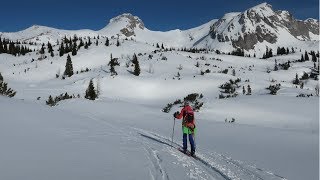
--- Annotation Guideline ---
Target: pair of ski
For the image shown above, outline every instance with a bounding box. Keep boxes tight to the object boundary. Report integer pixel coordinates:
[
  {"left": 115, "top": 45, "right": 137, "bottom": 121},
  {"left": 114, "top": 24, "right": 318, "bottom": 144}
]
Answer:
[{"left": 177, "top": 147, "right": 196, "bottom": 158}]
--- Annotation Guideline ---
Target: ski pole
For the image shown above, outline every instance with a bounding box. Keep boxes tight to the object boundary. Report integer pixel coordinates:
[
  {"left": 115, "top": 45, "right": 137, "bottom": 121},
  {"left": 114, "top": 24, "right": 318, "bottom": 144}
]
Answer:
[{"left": 171, "top": 117, "right": 176, "bottom": 147}]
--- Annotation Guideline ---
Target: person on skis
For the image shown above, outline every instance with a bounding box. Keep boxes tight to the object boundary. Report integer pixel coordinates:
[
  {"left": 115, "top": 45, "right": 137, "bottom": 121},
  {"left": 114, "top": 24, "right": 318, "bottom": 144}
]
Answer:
[{"left": 173, "top": 101, "right": 196, "bottom": 156}]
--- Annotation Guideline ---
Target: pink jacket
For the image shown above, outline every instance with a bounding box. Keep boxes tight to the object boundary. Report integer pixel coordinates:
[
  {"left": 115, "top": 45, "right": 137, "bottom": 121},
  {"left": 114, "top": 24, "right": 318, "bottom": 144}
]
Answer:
[{"left": 175, "top": 105, "right": 195, "bottom": 127}]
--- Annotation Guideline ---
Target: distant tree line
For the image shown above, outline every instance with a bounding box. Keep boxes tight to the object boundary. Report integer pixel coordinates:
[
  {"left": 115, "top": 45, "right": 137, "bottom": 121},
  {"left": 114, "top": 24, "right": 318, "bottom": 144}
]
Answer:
[
  {"left": 46, "top": 92, "right": 80, "bottom": 106},
  {"left": 0, "top": 37, "right": 32, "bottom": 56},
  {"left": 58, "top": 35, "right": 93, "bottom": 57}
]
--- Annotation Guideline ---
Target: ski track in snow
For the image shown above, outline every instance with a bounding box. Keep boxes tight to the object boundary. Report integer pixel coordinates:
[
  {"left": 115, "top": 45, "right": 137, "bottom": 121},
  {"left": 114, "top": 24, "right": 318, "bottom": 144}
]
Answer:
[
  {"left": 136, "top": 128, "right": 288, "bottom": 180},
  {"left": 143, "top": 147, "right": 169, "bottom": 180},
  {"left": 43, "top": 112, "right": 289, "bottom": 180},
  {"left": 2, "top": 105, "right": 293, "bottom": 180}
]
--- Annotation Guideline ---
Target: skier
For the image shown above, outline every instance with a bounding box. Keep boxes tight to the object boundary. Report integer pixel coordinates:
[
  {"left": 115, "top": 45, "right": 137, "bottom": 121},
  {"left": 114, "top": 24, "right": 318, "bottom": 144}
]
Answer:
[{"left": 174, "top": 101, "right": 196, "bottom": 156}]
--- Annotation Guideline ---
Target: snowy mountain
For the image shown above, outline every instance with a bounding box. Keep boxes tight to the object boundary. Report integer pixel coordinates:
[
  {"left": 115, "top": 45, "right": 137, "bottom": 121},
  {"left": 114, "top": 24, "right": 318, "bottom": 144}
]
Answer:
[
  {"left": 0, "top": 3, "right": 318, "bottom": 55},
  {"left": 99, "top": 13, "right": 145, "bottom": 37},
  {"left": 0, "top": 25, "right": 98, "bottom": 44},
  {"left": 196, "top": 3, "right": 319, "bottom": 53},
  {"left": 0, "top": 2, "right": 319, "bottom": 180}
]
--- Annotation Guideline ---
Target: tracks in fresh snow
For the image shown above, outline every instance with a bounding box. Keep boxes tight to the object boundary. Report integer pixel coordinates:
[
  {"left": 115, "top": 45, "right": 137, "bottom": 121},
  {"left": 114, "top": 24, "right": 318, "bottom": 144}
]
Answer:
[
  {"left": 138, "top": 130, "right": 230, "bottom": 180},
  {"left": 77, "top": 114, "right": 286, "bottom": 180},
  {"left": 144, "top": 147, "right": 169, "bottom": 180},
  {"left": 136, "top": 129, "right": 287, "bottom": 180}
]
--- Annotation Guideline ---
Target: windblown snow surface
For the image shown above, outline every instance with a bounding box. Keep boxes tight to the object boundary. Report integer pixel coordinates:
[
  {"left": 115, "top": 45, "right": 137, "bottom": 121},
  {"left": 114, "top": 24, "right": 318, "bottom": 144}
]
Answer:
[{"left": 0, "top": 10, "right": 319, "bottom": 180}]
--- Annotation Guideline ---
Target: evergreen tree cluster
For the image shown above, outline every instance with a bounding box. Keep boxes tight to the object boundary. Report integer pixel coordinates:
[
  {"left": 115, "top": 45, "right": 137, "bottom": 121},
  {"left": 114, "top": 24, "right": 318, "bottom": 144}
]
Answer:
[
  {"left": 0, "top": 72, "right": 16, "bottom": 98},
  {"left": 178, "top": 47, "right": 208, "bottom": 53},
  {"left": 266, "top": 84, "right": 281, "bottom": 95},
  {"left": 300, "top": 72, "right": 309, "bottom": 80},
  {"left": 298, "top": 51, "right": 319, "bottom": 63},
  {"left": 262, "top": 47, "right": 273, "bottom": 59},
  {"left": 47, "top": 42, "right": 54, "bottom": 57},
  {"left": 242, "top": 85, "right": 252, "bottom": 95},
  {"left": 162, "top": 93, "right": 204, "bottom": 113},
  {"left": 75, "top": 68, "right": 91, "bottom": 75},
  {"left": 274, "top": 60, "right": 291, "bottom": 71},
  {"left": 0, "top": 37, "right": 32, "bottom": 56},
  {"left": 278, "top": 61, "right": 291, "bottom": 70},
  {"left": 310, "top": 51, "right": 318, "bottom": 62},
  {"left": 85, "top": 79, "right": 97, "bottom": 100},
  {"left": 230, "top": 48, "right": 245, "bottom": 57},
  {"left": 219, "top": 78, "right": 241, "bottom": 99},
  {"left": 58, "top": 35, "right": 92, "bottom": 57},
  {"left": 276, "top": 47, "right": 292, "bottom": 55},
  {"left": 296, "top": 93, "right": 313, "bottom": 98},
  {"left": 46, "top": 92, "right": 80, "bottom": 106}
]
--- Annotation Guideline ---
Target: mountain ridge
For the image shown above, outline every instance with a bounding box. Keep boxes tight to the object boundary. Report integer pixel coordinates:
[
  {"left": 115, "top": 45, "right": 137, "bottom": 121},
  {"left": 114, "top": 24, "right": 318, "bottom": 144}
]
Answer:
[{"left": 0, "top": 2, "right": 318, "bottom": 53}]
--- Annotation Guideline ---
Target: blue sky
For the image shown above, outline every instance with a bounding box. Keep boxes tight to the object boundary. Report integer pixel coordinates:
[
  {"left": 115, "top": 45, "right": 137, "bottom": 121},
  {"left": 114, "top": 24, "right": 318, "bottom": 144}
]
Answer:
[{"left": 0, "top": 0, "right": 318, "bottom": 32}]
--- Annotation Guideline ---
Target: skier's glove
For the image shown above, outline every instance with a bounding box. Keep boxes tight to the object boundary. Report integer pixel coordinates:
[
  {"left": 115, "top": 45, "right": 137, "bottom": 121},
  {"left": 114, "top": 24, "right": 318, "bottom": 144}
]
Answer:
[{"left": 173, "top": 111, "right": 179, "bottom": 118}]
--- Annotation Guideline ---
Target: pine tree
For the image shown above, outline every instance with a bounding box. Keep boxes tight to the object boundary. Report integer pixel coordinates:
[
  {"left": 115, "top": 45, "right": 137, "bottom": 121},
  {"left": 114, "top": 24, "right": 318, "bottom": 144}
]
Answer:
[
  {"left": 105, "top": 37, "right": 109, "bottom": 46},
  {"left": 39, "top": 43, "right": 45, "bottom": 54},
  {"left": 46, "top": 95, "right": 55, "bottom": 106},
  {"left": 85, "top": 79, "right": 97, "bottom": 100},
  {"left": 300, "top": 82, "right": 304, "bottom": 89},
  {"left": 0, "top": 72, "right": 3, "bottom": 82},
  {"left": 0, "top": 81, "right": 16, "bottom": 97},
  {"left": 156, "top": 43, "right": 160, "bottom": 48},
  {"left": 108, "top": 53, "right": 119, "bottom": 76},
  {"left": 268, "top": 49, "right": 273, "bottom": 58},
  {"left": 59, "top": 43, "right": 65, "bottom": 57},
  {"left": 305, "top": 51, "right": 309, "bottom": 61},
  {"left": 78, "top": 39, "right": 84, "bottom": 49},
  {"left": 246, "top": 85, "right": 252, "bottom": 95},
  {"left": 64, "top": 54, "right": 74, "bottom": 77},
  {"left": 116, "top": 39, "right": 120, "bottom": 47},
  {"left": 293, "top": 73, "right": 300, "bottom": 85},
  {"left": 88, "top": 37, "right": 92, "bottom": 46},
  {"left": 274, "top": 59, "right": 278, "bottom": 71},
  {"left": 0, "top": 38, "right": 3, "bottom": 54},
  {"left": 242, "top": 86, "right": 246, "bottom": 95},
  {"left": 72, "top": 42, "right": 77, "bottom": 56},
  {"left": 232, "top": 69, "right": 236, "bottom": 76},
  {"left": 301, "top": 54, "right": 305, "bottom": 62},
  {"left": 132, "top": 54, "right": 140, "bottom": 76},
  {"left": 47, "top": 42, "right": 53, "bottom": 54},
  {"left": 311, "top": 51, "right": 317, "bottom": 62}
]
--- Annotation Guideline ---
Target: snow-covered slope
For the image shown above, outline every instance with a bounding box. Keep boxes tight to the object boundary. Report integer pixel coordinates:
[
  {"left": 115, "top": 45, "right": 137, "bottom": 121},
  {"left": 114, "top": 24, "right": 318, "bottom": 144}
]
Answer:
[{"left": 0, "top": 25, "right": 99, "bottom": 44}]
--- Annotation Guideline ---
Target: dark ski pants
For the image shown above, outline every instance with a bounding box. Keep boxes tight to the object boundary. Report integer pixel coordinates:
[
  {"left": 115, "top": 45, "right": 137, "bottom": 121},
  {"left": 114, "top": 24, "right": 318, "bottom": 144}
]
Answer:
[{"left": 183, "top": 133, "right": 195, "bottom": 152}]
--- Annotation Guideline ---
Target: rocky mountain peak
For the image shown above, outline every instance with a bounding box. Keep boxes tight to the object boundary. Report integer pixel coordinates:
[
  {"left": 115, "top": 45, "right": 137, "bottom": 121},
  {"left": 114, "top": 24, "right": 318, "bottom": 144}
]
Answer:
[
  {"left": 207, "top": 2, "right": 319, "bottom": 51},
  {"left": 108, "top": 13, "right": 145, "bottom": 37}
]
